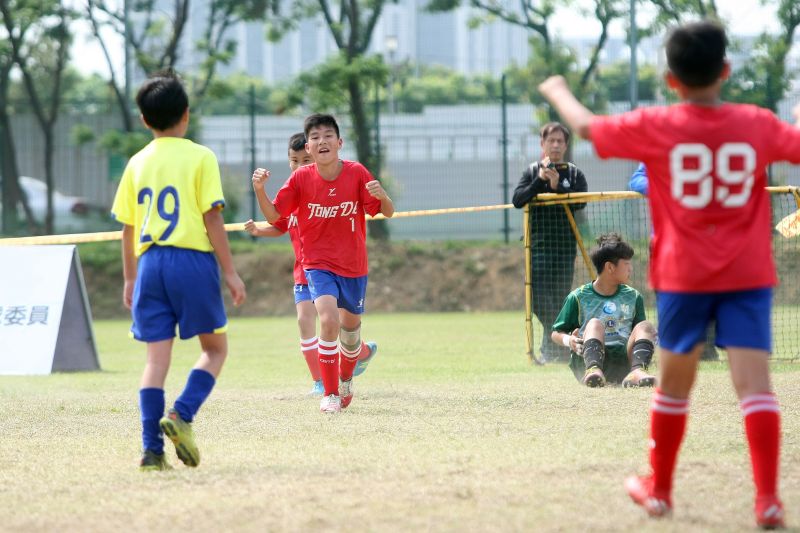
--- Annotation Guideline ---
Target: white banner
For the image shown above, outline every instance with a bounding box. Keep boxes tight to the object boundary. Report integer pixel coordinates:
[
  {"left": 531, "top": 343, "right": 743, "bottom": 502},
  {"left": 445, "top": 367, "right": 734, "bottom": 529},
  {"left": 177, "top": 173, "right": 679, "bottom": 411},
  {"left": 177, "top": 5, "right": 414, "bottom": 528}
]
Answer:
[{"left": 0, "top": 245, "right": 97, "bottom": 374}]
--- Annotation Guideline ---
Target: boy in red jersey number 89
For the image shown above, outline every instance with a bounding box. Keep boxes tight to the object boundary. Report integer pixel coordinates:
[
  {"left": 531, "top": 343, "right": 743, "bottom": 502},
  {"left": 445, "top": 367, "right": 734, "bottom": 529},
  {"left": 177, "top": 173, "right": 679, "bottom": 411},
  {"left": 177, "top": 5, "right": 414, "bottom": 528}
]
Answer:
[
  {"left": 252, "top": 114, "right": 394, "bottom": 413},
  {"left": 540, "top": 20, "right": 800, "bottom": 529}
]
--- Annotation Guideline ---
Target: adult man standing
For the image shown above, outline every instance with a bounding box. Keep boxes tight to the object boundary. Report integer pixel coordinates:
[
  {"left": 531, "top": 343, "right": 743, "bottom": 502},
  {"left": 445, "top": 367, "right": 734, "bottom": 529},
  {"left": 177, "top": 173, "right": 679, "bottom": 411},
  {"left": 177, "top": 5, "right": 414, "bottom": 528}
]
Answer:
[{"left": 513, "top": 122, "right": 588, "bottom": 363}]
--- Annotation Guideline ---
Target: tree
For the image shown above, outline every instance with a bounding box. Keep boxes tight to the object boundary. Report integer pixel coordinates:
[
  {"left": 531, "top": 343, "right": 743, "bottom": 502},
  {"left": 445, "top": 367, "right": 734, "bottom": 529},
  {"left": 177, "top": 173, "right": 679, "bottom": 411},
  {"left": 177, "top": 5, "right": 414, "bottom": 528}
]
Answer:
[
  {"left": 722, "top": 0, "right": 800, "bottom": 112},
  {"left": 278, "top": 0, "right": 393, "bottom": 239},
  {"left": 646, "top": 0, "right": 719, "bottom": 28},
  {"left": 0, "top": 40, "right": 38, "bottom": 234},
  {"left": 1, "top": 0, "right": 72, "bottom": 234},
  {"left": 427, "top": 0, "right": 626, "bottom": 117},
  {"left": 84, "top": 0, "right": 279, "bottom": 145}
]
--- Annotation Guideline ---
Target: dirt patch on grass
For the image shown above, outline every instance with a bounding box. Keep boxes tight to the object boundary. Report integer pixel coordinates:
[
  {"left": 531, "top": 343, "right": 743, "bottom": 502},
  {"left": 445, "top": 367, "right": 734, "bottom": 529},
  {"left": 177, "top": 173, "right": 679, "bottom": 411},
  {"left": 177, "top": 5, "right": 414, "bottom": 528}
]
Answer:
[{"left": 81, "top": 242, "right": 527, "bottom": 319}]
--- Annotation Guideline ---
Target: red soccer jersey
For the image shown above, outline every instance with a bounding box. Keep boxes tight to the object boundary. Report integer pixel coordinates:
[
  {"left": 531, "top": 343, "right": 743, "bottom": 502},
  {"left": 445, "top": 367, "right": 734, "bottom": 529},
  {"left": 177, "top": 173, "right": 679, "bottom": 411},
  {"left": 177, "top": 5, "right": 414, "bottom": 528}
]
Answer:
[
  {"left": 271, "top": 213, "right": 307, "bottom": 285},
  {"left": 591, "top": 103, "right": 800, "bottom": 292},
  {"left": 273, "top": 160, "right": 382, "bottom": 277}
]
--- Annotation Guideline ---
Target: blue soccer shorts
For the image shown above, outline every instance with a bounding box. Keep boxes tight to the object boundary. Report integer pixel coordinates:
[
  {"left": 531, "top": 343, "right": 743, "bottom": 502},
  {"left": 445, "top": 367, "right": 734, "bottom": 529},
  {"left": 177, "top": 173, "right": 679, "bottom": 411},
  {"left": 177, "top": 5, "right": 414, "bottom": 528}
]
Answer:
[
  {"left": 304, "top": 269, "right": 367, "bottom": 315},
  {"left": 294, "top": 283, "right": 312, "bottom": 304},
  {"left": 656, "top": 287, "right": 772, "bottom": 354},
  {"left": 132, "top": 245, "right": 227, "bottom": 342}
]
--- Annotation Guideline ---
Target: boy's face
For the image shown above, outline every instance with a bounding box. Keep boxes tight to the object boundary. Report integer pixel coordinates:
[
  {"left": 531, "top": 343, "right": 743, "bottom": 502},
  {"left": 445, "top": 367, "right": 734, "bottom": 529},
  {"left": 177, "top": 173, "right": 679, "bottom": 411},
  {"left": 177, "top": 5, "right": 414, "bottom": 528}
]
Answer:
[
  {"left": 540, "top": 130, "right": 567, "bottom": 163},
  {"left": 306, "top": 125, "right": 342, "bottom": 165},
  {"left": 288, "top": 148, "right": 314, "bottom": 172},
  {"left": 609, "top": 258, "right": 633, "bottom": 284}
]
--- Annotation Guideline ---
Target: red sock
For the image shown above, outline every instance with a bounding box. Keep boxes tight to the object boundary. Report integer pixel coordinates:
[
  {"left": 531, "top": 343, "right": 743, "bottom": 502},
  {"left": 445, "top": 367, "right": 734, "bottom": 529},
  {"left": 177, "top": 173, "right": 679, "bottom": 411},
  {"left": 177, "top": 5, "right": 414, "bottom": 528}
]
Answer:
[
  {"left": 300, "top": 337, "right": 321, "bottom": 381},
  {"left": 339, "top": 342, "right": 360, "bottom": 382},
  {"left": 649, "top": 388, "right": 689, "bottom": 498},
  {"left": 317, "top": 339, "right": 339, "bottom": 396},
  {"left": 741, "top": 393, "right": 781, "bottom": 499}
]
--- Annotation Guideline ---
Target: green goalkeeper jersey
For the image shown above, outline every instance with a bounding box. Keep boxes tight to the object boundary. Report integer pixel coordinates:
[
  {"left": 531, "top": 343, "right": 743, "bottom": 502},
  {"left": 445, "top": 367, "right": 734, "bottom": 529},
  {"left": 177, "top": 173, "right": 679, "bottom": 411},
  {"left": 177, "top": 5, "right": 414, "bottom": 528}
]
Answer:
[{"left": 552, "top": 282, "right": 646, "bottom": 349}]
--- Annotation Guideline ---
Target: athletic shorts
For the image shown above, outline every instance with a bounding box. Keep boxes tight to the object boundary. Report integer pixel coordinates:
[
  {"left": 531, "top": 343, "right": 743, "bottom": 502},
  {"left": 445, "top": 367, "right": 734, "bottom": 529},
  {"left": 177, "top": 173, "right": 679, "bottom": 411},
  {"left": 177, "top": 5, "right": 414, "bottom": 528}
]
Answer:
[
  {"left": 656, "top": 288, "right": 772, "bottom": 354},
  {"left": 304, "top": 269, "right": 367, "bottom": 315},
  {"left": 131, "top": 245, "right": 227, "bottom": 342},
  {"left": 294, "top": 283, "right": 312, "bottom": 304}
]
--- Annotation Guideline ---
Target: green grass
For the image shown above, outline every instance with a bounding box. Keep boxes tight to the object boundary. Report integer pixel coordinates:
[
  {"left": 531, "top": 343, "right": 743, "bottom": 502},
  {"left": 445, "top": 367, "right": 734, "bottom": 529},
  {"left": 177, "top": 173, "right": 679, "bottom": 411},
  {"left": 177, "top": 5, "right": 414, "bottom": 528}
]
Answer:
[{"left": 0, "top": 312, "right": 798, "bottom": 532}]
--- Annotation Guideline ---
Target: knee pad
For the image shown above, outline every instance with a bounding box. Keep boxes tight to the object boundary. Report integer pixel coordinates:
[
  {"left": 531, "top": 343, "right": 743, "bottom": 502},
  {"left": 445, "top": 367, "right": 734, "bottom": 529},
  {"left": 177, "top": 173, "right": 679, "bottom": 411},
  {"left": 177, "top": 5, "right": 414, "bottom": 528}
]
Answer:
[{"left": 339, "top": 325, "right": 362, "bottom": 352}]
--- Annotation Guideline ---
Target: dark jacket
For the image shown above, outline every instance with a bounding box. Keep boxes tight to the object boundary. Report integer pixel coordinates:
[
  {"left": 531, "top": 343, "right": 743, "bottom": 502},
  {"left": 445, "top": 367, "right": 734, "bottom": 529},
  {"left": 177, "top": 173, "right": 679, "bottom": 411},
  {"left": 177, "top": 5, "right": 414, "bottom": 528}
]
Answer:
[{"left": 512, "top": 161, "right": 588, "bottom": 255}]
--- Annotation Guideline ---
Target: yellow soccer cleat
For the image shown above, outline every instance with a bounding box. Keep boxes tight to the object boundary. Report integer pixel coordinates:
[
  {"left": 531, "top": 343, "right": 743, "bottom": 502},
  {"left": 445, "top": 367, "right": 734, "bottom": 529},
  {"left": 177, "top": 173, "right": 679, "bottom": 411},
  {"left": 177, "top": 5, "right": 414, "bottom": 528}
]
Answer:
[{"left": 160, "top": 409, "right": 200, "bottom": 467}]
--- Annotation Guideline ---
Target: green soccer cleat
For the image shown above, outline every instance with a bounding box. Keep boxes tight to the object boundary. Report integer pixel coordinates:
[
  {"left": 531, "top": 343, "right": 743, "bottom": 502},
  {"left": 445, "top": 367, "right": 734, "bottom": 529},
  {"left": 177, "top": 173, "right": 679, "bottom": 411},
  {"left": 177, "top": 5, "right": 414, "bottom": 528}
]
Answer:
[
  {"left": 160, "top": 408, "right": 200, "bottom": 467},
  {"left": 139, "top": 450, "right": 173, "bottom": 472}
]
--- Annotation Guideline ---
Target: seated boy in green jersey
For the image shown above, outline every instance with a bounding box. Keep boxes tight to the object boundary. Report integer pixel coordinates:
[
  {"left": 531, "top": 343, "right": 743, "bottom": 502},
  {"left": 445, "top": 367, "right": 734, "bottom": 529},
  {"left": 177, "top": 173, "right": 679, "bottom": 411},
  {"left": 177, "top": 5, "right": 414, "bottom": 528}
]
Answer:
[
  {"left": 551, "top": 233, "right": 656, "bottom": 387},
  {"left": 111, "top": 70, "right": 246, "bottom": 470}
]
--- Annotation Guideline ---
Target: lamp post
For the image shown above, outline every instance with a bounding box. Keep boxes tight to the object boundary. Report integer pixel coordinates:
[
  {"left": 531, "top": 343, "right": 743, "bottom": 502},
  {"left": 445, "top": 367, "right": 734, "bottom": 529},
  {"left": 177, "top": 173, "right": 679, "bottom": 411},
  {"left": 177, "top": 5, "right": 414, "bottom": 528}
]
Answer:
[{"left": 385, "top": 35, "right": 398, "bottom": 115}]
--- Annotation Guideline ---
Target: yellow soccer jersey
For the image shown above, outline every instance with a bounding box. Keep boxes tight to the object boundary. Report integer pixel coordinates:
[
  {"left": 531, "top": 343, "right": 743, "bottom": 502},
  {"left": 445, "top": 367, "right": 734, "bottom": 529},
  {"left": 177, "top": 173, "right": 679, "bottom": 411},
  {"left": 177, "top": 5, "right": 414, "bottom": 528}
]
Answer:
[{"left": 111, "top": 137, "right": 225, "bottom": 256}]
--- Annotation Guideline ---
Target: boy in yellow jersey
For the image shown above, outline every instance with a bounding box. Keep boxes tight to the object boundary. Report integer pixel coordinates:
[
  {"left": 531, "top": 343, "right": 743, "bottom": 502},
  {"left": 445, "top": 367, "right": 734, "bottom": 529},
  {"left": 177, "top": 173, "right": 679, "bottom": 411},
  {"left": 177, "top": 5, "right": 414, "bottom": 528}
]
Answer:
[{"left": 111, "top": 70, "right": 246, "bottom": 471}]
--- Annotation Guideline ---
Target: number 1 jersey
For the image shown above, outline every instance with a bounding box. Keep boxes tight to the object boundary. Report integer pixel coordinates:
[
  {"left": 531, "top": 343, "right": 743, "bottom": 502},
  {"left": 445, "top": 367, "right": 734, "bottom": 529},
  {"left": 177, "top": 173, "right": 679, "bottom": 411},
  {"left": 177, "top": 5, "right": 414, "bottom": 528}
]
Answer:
[
  {"left": 273, "top": 160, "right": 382, "bottom": 278},
  {"left": 591, "top": 103, "right": 800, "bottom": 292}
]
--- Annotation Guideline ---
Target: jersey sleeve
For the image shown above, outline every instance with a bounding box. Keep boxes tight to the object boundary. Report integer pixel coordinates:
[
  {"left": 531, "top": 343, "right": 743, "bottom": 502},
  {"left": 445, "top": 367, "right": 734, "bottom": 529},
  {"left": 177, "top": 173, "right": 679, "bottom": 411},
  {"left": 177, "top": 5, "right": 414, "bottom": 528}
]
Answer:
[
  {"left": 197, "top": 150, "right": 225, "bottom": 213},
  {"left": 590, "top": 109, "right": 650, "bottom": 162},
  {"left": 633, "top": 293, "right": 646, "bottom": 326},
  {"left": 552, "top": 292, "right": 580, "bottom": 333},
  {"left": 273, "top": 173, "right": 300, "bottom": 218},
  {"left": 360, "top": 166, "right": 382, "bottom": 217},
  {"left": 270, "top": 216, "right": 290, "bottom": 234},
  {"left": 763, "top": 110, "right": 800, "bottom": 164},
  {"left": 110, "top": 164, "right": 136, "bottom": 226}
]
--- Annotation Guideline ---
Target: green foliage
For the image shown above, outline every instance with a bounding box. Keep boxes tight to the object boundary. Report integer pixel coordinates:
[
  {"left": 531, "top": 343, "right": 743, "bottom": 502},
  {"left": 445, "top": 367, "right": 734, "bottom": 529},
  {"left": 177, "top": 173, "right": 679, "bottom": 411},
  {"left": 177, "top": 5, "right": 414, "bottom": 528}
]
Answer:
[
  {"left": 504, "top": 37, "right": 591, "bottom": 106},
  {"left": 98, "top": 130, "right": 150, "bottom": 159},
  {"left": 203, "top": 73, "right": 294, "bottom": 115},
  {"left": 392, "top": 64, "right": 503, "bottom": 112},
  {"left": 291, "top": 53, "right": 388, "bottom": 114},
  {"left": 70, "top": 124, "right": 96, "bottom": 146},
  {"left": 596, "top": 61, "right": 659, "bottom": 103}
]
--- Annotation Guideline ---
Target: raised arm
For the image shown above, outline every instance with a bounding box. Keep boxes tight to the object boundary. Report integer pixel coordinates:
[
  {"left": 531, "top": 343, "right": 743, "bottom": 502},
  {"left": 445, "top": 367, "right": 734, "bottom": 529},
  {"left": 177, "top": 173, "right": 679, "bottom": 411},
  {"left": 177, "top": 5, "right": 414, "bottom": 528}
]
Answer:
[
  {"left": 366, "top": 180, "right": 395, "bottom": 218},
  {"left": 251, "top": 168, "right": 282, "bottom": 224},
  {"left": 538, "top": 76, "right": 595, "bottom": 140}
]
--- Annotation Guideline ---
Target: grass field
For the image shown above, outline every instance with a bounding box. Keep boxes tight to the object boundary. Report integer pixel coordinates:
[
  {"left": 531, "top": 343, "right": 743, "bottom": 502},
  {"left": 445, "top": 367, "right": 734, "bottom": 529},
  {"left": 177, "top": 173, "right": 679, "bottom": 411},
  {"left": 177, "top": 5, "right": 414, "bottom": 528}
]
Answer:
[{"left": 0, "top": 312, "right": 798, "bottom": 532}]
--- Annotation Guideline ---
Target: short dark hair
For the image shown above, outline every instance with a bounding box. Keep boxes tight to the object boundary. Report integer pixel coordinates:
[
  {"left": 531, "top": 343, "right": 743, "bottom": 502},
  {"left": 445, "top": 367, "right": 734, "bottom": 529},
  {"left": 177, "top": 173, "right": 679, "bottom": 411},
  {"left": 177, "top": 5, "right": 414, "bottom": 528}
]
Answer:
[
  {"left": 135, "top": 69, "right": 189, "bottom": 131},
  {"left": 288, "top": 132, "right": 306, "bottom": 153},
  {"left": 665, "top": 20, "right": 728, "bottom": 88},
  {"left": 304, "top": 113, "right": 340, "bottom": 138},
  {"left": 590, "top": 232, "right": 634, "bottom": 274},
  {"left": 540, "top": 122, "right": 570, "bottom": 144}
]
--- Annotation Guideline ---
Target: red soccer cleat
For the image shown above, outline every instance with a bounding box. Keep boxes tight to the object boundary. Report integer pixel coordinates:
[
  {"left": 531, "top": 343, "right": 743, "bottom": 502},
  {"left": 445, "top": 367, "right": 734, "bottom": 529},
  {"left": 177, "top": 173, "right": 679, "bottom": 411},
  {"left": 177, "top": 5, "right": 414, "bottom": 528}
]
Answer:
[
  {"left": 624, "top": 475, "right": 672, "bottom": 518},
  {"left": 756, "top": 496, "right": 785, "bottom": 530}
]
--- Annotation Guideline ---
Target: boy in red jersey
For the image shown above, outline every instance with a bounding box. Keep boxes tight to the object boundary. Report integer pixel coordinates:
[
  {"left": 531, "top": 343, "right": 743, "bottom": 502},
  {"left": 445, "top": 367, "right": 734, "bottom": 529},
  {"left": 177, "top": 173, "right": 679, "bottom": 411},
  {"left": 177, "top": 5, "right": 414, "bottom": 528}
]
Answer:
[
  {"left": 245, "top": 133, "right": 379, "bottom": 396},
  {"left": 252, "top": 114, "right": 394, "bottom": 413},
  {"left": 539, "top": 20, "right": 800, "bottom": 529}
]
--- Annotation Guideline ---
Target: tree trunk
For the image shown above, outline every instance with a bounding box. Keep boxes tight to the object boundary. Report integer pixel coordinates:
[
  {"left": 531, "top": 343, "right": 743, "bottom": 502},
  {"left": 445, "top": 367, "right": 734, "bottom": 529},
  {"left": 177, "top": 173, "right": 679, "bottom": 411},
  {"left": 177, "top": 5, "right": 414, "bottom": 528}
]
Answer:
[
  {"left": 346, "top": 71, "right": 389, "bottom": 240},
  {"left": 0, "top": 71, "right": 38, "bottom": 234},
  {"left": 43, "top": 128, "right": 55, "bottom": 234}
]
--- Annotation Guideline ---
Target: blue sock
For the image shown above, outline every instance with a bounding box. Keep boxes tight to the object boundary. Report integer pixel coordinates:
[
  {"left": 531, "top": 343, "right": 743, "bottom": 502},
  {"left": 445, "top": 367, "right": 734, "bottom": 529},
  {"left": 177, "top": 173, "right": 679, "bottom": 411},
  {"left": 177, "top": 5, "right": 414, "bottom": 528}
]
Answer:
[
  {"left": 174, "top": 369, "right": 216, "bottom": 423},
  {"left": 139, "top": 388, "right": 165, "bottom": 454}
]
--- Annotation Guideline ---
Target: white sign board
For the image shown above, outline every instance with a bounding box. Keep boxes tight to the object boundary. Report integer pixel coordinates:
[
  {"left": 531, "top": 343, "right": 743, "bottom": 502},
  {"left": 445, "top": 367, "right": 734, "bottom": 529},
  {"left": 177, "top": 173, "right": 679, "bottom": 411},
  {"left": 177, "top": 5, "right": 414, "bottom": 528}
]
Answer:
[{"left": 0, "top": 245, "right": 99, "bottom": 374}]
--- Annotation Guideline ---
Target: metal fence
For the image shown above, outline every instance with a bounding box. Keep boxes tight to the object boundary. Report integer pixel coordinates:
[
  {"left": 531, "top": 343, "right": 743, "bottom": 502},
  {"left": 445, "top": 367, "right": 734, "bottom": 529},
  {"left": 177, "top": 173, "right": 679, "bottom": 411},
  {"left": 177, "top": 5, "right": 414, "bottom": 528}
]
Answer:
[{"left": 523, "top": 190, "right": 800, "bottom": 362}]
